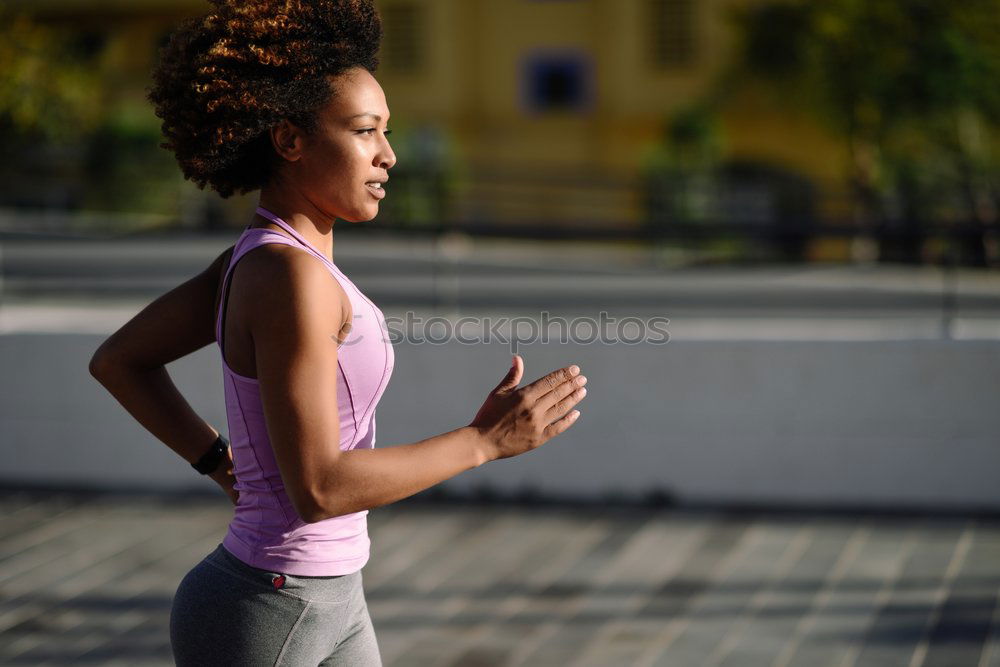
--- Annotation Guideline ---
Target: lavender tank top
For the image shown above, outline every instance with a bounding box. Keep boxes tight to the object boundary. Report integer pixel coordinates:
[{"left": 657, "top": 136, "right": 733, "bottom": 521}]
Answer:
[{"left": 216, "top": 205, "right": 394, "bottom": 575}]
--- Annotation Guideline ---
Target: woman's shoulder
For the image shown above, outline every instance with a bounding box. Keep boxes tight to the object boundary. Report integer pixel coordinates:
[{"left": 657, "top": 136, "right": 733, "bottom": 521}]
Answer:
[
  {"left": 231, "top": 240, "right": 351, "bottom": 327},
  {"left": 236, "top": 237, "right": 317, "bottom": 275}
]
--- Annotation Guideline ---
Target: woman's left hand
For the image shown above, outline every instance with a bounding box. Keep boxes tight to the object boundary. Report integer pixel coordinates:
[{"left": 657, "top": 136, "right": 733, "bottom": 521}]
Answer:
[{"left": 208, "top": 448, "right": 239, "bottom": 505}]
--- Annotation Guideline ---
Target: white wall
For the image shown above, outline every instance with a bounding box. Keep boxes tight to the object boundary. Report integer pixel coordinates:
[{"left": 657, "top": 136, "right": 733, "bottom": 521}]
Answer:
[{"left": 2, "top": 334, "right": 998, "bottom": 511}]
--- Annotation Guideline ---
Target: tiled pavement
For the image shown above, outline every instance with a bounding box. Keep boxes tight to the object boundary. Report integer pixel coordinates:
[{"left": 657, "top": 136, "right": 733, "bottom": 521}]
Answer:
[{"left": 1, "top": 491, "right": 999, "bottom": 666}]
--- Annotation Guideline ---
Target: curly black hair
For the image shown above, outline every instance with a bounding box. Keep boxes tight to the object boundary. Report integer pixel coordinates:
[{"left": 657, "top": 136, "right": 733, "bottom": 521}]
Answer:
[{"left": 147, "top": 0, "right": 382, "bottom": 198}]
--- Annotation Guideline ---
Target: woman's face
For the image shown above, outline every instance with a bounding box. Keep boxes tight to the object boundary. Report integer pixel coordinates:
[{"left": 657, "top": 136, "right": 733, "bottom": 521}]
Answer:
[{"left": 279, "top": 67, "right": 396, "bottom": 223}]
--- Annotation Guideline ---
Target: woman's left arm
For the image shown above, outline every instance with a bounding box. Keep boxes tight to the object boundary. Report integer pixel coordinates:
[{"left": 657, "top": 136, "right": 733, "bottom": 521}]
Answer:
[{"left": 89, "top": 244, "right": 238, "bottom": 503}]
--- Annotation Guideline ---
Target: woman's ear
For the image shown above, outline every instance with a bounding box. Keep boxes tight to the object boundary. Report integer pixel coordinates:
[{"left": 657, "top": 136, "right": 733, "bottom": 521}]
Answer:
[{"left": 269, "top": 119, "right": 304, "bottom": 162}]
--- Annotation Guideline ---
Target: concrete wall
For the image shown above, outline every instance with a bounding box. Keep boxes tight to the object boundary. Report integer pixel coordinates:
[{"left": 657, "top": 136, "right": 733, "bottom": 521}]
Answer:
[{"left": 2, "top": 334, "right": 998, "bottom": 511}]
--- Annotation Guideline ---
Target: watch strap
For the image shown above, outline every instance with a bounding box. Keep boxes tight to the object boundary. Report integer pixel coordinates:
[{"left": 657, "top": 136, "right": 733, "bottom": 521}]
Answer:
[{"left": 191, "top": 434, "right": 230, "bottom": 475}]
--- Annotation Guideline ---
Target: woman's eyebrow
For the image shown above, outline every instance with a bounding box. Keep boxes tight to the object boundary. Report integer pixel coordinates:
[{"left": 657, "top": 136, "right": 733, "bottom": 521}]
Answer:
[{"left": 347, "top": 113, "right": 387, "bottom": 121}]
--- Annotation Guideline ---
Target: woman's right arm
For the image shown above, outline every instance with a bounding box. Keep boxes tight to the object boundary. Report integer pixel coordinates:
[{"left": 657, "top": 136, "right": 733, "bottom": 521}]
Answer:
[{"left": 249, "top": 247, "right": 587, "bottom": 523}]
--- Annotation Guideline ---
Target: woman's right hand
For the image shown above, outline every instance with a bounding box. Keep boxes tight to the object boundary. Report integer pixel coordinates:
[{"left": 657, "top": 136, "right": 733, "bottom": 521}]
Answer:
[{"left": 469, "top": 354, "right": 588, "bottom": 462}]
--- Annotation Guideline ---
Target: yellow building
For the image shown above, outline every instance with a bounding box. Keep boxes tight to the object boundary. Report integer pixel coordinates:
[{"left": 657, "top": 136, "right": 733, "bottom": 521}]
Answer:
[
  {"left": 373, "top": 0, "right": 849, "bottom": 230},
  {"left": 10, "top": 0, "right": 849, "bottom": 241},
  {"left": 379, "top": 1, "right": 841, "bottom": 168}
]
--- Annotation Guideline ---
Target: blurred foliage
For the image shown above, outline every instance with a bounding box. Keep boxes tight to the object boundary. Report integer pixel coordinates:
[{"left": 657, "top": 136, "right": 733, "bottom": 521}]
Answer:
[
  {"left": 0, "top": 8, "right": 458, "bottom": 228},
  {"left": 81, "top": 103, "right": 182, "bottom": 214},
  {"left": 0, "top": 10, "right": 103, "bottom": 140},
  {"left": 374, "top": 121, "right": 462, "bottom": 230},
  {"left": 663, "top": 104, "right": 725, "bottom": 174},
  {"left": 739, "top": 0, "right": 1000, "bottom": 134},
  {"left": 732, "top": 0, "right": 1000, "bottom": 266},
  {"left": 0, "top": 10, "right": 185, "bottom": 221},
  {"left": 639, "top": 104, "right": 794, "bottom": 265},
  {"left": 642, "top": 103, "right": 724, "bottom": 230}
]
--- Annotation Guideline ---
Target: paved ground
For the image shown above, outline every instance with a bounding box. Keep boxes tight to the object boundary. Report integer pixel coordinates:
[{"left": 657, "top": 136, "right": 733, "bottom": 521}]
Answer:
[{"left": 1, "top": 491, "right": 999, "bottom": 666}]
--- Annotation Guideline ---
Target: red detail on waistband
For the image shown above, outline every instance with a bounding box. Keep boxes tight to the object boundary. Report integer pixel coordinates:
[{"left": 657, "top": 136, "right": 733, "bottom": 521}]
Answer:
[{"left": 272, "top": 575, "right": 286, "bottom": 589}]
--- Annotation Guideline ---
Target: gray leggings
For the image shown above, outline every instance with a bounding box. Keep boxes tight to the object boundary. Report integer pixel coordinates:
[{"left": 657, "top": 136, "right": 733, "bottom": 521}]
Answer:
[{"left": 170, "top": 543, "right": 382, "bottom": 666}]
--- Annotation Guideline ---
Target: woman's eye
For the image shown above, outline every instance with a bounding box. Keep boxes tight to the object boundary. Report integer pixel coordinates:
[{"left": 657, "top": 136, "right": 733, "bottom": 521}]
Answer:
[{"left": 357, "top": 128, "right": 392, "bottom": 136}]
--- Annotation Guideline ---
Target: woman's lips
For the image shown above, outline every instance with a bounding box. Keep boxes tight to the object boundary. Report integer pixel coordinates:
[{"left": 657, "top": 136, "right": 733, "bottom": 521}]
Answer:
[{"left": 365, "top": 183, "right": 385, "bottom": 200}]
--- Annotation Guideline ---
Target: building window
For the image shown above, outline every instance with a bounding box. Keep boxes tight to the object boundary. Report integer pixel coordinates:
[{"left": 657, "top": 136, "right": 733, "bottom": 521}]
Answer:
[
  {"left": 381, "top": 2, "right": 424, "bottom": 74},
  {"left": 648, "top": 0, "right": 697, "bottom": 69},
  {"left": 522, "top": 52, "right": 592, "bottom": 113}
]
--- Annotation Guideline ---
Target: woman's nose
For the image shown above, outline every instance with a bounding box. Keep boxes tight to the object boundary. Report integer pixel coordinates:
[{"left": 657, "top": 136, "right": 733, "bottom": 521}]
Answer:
[{"left": 378, "top": 140, "right": 396, "bottom": 170}]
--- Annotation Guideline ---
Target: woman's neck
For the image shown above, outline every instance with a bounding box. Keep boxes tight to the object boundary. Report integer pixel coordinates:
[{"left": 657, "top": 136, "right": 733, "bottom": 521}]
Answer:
[{"left": 256, "top": 187, "right": 336, "bottom": 262}]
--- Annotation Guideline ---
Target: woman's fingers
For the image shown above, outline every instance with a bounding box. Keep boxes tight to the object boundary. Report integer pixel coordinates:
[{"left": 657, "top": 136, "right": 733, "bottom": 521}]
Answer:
[
  {"left": 538, "top": 371, "right": 586, "bottom": 409},
  {"left": 520, "top": 365, "right": 580, "bottom": 403},
  {"left": 543, "top": 378, "right": 587, "bottom": 422},
  {"left": 542, "top": 408, "right": 581, "bottom": 439}
]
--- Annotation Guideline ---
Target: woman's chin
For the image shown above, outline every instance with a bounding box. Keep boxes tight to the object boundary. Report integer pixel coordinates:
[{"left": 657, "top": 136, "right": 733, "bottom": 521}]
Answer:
[
  {"left": 353, "top": 206, "right": 380, "bottom": 223},
  {"left": 339, "top": 208, "right": 378, "bottom": 224}
]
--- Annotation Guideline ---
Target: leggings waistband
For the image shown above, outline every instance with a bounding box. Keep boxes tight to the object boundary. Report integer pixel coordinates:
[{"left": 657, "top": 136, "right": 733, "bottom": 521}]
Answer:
[{"left": 206, "top": 543, "right": 361, "bottom": 604}]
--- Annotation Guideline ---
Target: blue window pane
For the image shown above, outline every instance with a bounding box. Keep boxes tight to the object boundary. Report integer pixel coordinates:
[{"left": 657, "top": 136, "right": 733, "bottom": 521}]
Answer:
[{"left": 522, "top": 53, "right": 592, "bottom": 112}]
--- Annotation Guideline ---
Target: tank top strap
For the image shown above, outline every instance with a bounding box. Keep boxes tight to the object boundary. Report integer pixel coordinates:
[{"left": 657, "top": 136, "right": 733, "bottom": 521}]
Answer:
[
  {"left": 253, "top": 206, "right": 368, "bottom": 299},
  {"left": 214, "top": 226, "right": 300, "bottom": 346},
  {"left": 255, "top": 206, "right": 338, "bottom": 272}
]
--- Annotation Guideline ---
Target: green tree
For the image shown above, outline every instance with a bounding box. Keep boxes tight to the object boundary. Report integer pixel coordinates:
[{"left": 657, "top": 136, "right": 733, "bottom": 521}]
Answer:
[
  {"left": 733, "top": 0, "right": 1000, "bottom": 266},
  {"left": 0, "top": 11, "right": 102, "bottom": 140},
  {"left": 0, "top": 10, "right": 184, "bottom": 222},
  {"left": 642, "top": 103, "right": 724, "bottom": 232}
]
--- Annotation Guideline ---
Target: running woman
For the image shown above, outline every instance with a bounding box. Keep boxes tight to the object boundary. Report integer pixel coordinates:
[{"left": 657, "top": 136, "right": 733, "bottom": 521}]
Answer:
[{"left": 88, "top": 1, "right": 587, "bottom": 664}]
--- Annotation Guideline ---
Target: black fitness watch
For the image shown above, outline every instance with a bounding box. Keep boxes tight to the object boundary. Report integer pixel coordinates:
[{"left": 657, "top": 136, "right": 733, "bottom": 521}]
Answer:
[{"left": 191, "top": 434, "right": 230, "bottom": 475}]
